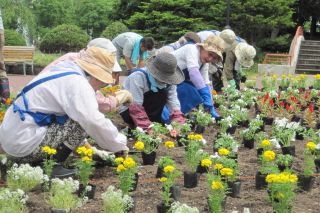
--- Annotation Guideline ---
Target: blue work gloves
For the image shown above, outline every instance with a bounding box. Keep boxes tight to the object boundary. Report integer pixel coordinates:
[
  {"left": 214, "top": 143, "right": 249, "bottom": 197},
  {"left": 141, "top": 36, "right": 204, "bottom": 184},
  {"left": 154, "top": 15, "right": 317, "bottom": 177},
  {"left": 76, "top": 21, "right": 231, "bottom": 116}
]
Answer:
[
  {"left": 198, "top": 86, "right": 221, "bottom": 119},
  {"left": 228, "top": 79, "right": 236, "bottom": 92},
  {"left": 210, "top": 108, "right": 221, "bottom": 120}
]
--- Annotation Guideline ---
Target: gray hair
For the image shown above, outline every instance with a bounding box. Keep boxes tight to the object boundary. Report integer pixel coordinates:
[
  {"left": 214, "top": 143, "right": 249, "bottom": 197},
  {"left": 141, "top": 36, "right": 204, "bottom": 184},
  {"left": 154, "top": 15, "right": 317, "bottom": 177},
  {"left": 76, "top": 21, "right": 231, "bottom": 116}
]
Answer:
[{"left": 178, "top": 36, "right": 187, "bottom": 44}]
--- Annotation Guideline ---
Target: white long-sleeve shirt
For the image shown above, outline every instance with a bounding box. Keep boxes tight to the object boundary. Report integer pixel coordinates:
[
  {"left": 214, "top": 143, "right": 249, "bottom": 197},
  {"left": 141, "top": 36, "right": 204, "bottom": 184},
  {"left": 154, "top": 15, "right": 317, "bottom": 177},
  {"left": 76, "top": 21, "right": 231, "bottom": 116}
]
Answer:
[{"left": 0, "top": 61, "right": 127, "bottom": 157}]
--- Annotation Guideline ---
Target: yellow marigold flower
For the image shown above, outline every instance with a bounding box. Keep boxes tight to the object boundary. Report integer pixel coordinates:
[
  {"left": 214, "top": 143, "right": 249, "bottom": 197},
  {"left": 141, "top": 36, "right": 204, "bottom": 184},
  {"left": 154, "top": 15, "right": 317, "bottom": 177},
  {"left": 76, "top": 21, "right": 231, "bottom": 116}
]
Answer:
[
  {"left": 82, "top": 156, "right": 92, "bottom": 163},
  {"left": 84, "top": 148, "right": 95, "bottom": 156},
  {"left": 134, "top": 141, "right": 145, "bottom": 150},
  {"left": 282, "top": 75, "right": 286, "bottom": 78},
  {"left": 276, "top": 173, "right": 289, "bottom": 183},
  {"left": 187, "top": 135, "right": 195, "bottom": 139},
  {"left": 263, "top": 75, "right": 267, "bottom": 77},
  {"left": 214, "top": 164, "right": 223, "bottom": 169},
  {"left": 307, "top": 142, "right": 316, "bottom": 150},
  {"left": 105, "top": 94, "right": 110, "bottom": 96},
  {"left": 163, "top": 166, "right": 175, "bottom": 172},
  {"left": 116, "top": 164, "right": 126, "bottom": 172},
  {"left": 114, "top": 108, "right": 118, "bottom": 111},
  {"left": 42, "top": 146, "right": 50, "bottom": 153},
  {"left": 253, "top": 77, "right": 257, "bottom": 79},
  {"left": 266, "top": 174, "right": 277, "bottom": 183},
  {"left": 288, "top": 174, "right": 298, "bottom": 183},
  {"left": 5, "top": 98, "right": 12, "bottom": 104},
  {"left": 0, "top": 111, "right": 5, "bottom": 115},
  {"left": 77, "top": 146, "right": 87, "bottom": 155},
  {"left": 193, "top": 134, "right": 203, "bottom": 140},
  {"left": 47, "top": 148, "right": 57, "bottom": 155},
  {"left": 288, "top": 75, "right": 292, "bottom": 77},
  {"left": 201, "top": 159, "right": 212, "bottom": 167},
  {"left": 263, "top": 150, "right": 275, "bottom": 160},
  {"left": 211, "top": 181, "right": 223, "bottom": 189},
  {"left": 0, "top": 117, "right": 3, "bottom": 121},
  {"left": 212, "top": 90, "right": 217, "bottom": 95},
  {"left": 220, "top": 168, "right": 233, "bottom": 176},
  {"left": 102, "top": 88, "right": 107, "bottom": 91},
  {"left": 165, "top": 141, "right": 175, "bottom": 148},
  {"left": 291, "top": 78, "right": 295, "bottom": 81},
  {"left": 123, "top": 158, "right": 135, "bottom": 168},
  {"left": 261, "top": 140, "right": 271, "bottom": 146},
  {"left": 272, "top": 75, "right": 277, "bottom": 78},
  {"left": 115, "top": 157, "right": 124, "bottom": 163},
  {"left": 159, "top": 177, "right": 167, "bottom": 182},
  {"left": 276, "top": 193, "right": 284, "bottom": 198},
  {"left": 218, "top": 148, "right": 230, "bottom": 156}
]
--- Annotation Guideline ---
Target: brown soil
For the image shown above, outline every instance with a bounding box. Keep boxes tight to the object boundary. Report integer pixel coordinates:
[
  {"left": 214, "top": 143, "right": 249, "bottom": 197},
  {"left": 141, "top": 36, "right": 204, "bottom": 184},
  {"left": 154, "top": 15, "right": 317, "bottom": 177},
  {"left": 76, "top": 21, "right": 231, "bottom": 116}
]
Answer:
[{"left": 1, "top": 107, "right": 320, "bottom": 213}]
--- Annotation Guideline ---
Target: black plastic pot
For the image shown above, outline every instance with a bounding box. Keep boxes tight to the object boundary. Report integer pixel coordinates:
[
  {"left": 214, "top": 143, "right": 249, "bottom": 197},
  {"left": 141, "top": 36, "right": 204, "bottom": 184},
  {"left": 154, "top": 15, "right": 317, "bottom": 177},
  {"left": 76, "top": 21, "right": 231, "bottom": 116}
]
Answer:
[
  {"left": 255, "top": 172, "right": 268, "bottom": 190},
  {"left": 243, "top": 138, "right": 254, "bottom": 149},
  {"left": 298, "top": 175, "right": 315, "bottom": 192},
  {"left": 316, "top": 122, "right": 320, "bottom": 130},
  {"left": 196, "top": 164, "right": 209, "bottom": 174},
  {"left": 77, "top": 183, "right": 96, "bottom": 199},
  {"left": 240, "top": 76, "right": 247, "bottom": 83},
  {"left": 226, "top": 181, "right": 241, "bottom": 198},
  {"left": 278, "top": 163, "right": 292, "bottom": 172},
  {"left": 295, "top": 131, "right": 304, "bottom": 140},
  {"left": 186, "top": 114, "right": 197, "bottom": 130},
  {"left": 226, "top": 125, "right": 236, "bottom": 134},
  {"left": 263, "top": 117, "right": 274, "bottom": 125},
  {"left": 176, "top": 135, "right": 187, "bottom": 147},
  {"left": 257, "top": 148, "right": 263, "bottom": 158},
  {"left": 129, "top": 173, "right": 139, "bottom": 192},
  {"left": 242, "top": 120, "right": 250, "bottom": 128},
  {"left": 183, "top": 171, "right": 200, "bottom": 188},
  {"left": 291, "top": 115, "right": 301, "bottom": 122},
  {"left": 164, "top": 185, "right": 182, "bottom": 201},
  {"left": 194, "top": 124, "right": 205, "bottom": 134},
  {"left": 281, "top": 145, "right": 295, "bottom": 156},
  {"left": 155, "top": 166, "right": 164, "bottom": 179},
  {"left": 141, "top": 151, "right": 157, "bottom": 165},
  {"left": 279, "top": 86, "right": 288, "bottom": 91},
  {"left": 156, "top": 203, "right": 171, "bottom": 213}
]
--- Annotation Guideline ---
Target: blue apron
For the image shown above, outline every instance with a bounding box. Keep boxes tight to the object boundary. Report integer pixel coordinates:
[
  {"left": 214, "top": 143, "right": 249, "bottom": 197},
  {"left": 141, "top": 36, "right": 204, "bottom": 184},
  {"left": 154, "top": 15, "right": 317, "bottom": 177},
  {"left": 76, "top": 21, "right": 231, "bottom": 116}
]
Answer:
[
  {"left": 12, "top": 72, "right": 81, "bottom": 127},
  {"left": 165, "top": 44, "right": 177, "bottom": 50}
]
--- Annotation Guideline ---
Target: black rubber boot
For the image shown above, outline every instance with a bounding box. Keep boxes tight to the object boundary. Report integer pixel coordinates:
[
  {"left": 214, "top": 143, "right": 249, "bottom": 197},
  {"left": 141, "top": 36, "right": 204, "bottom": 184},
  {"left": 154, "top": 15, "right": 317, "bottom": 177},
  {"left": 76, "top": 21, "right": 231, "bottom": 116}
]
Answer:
[
  {"left": 52, "top": 144, "right": 77, "bottom": 178},
  {"left": 0, "top": 77, "right": 10, "bottom": 103}
]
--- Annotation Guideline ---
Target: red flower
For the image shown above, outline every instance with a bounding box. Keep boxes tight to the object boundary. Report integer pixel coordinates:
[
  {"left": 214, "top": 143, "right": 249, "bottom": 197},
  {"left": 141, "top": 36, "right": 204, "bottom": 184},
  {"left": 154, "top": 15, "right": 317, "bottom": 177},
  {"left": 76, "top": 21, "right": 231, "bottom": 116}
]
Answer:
[
  {"left": 278, "top": 93, "right": 281, "bottom": 99},
  {"left": 304, "top": 94, "right": 309, "bottom": 99},
  {"left": 269, "top": 99, "right": 274, "bottom": 106},
  {"left": 258, "top": 96, "right": 262, "bottom": 100},
  {"left": 280, "top": 101, "right": 285, "bottom": 106},
  {"left": 300, "top": 89, "right": 303, "bottom": 93},
  {"left": 263, "top": 93, "right": 269, "bottom": 102},
  {"left": 290, "top": 92, "right": 292, "bottom": 95},
  {"left": 298, "top": 104, "right": 303, "bottom": 108},
  {"left": 286, "top": 104, "right": 290, "bottom": 110},
  {"left": 309, "top": 103, "right": 314, "bottom": 112},
  {"left": 293, "top": 99, "right": 299, "bottom": 103},
  {"left": 290, "top": 96, "right": 295, "bottom": 101}
]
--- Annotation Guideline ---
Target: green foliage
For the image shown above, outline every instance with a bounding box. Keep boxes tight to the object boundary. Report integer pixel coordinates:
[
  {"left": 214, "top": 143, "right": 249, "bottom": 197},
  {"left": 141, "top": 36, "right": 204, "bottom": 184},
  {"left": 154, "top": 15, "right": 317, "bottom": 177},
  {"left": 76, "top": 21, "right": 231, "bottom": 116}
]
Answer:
[
  {"left": 101, "top": 21, "right": 129, "bottom": 40},
  {"left": 39, "top": 24, "right": 90, "bottom": 53},
  {"left": 256, "top": 34, "right": 292, "bottom": 52},
  {"left": 4, "top": 29, "right": 26, "bottom": 46},
  {"left": 126, "top": 0, "right": 202, "bottom": 44},
  {"left": 33, "top": 53, "right": 62, "bottom": 67},
  {"left": 76, "top": 0, "right": 113, "bottom": 38}
]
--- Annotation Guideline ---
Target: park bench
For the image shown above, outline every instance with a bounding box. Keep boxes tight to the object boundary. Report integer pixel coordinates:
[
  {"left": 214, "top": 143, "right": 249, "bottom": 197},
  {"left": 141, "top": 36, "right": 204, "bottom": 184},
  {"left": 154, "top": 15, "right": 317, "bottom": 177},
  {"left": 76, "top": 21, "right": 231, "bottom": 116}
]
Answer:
[{"left": 4, "top": 46, "right": 36, "bottom": 75}]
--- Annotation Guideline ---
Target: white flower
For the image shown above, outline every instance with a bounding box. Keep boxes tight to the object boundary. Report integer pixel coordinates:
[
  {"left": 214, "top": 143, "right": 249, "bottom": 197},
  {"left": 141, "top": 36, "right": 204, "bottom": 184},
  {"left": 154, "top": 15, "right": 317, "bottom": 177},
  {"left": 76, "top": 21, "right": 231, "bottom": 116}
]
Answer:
[
  {"left": 165, "top": 124, "right": 173, "bottom": 131},
  {"left": 200, "top": 138, "right": 207, "bottom": 145},
  {"left": 274, "top": 117, "right": 288, "bottom": 127},
  {"left": 136, "top": 127, "right": 144, "bottom": 132},
  {"left": 148, "top": 123, "right": 154, "bottom": 128},
  {"left": 210, "top": 152, "right": 221, "bottom": 159},
  {"left": 316, "top": 144, "right": 320, "bottom": 150},
  {"left": 270, "top": 139, "right": 281, "bottom": 149}
]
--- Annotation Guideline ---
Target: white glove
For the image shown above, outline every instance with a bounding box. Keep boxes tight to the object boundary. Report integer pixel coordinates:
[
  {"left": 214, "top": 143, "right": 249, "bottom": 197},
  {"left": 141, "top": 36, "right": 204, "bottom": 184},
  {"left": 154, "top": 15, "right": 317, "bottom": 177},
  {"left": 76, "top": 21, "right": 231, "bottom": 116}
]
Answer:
[{"left": 114, "top": 90, "right": 133, "bottom": 106}]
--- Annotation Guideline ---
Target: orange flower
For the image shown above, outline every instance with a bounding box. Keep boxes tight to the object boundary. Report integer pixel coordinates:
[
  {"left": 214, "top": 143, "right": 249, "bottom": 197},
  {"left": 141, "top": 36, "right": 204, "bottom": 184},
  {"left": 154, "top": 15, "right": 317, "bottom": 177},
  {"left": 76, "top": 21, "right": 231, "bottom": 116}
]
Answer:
[
  {"left": 0, "top": 117, "right": 3, "bottom": 121},
  {"left": 105, "top": 94, "right": 110, "bottom": 96},
  {"left": 102, "top": 88, "right": 107, "bottom": 91},
  {"left": 114, "top": 108, "right": 118, "bottom": 111},
  {"left": 211, "top": 90, "right": 217, "bottom": 95},
  {"left": 5, "top": 98, "right": 12, "bottom": 104}
]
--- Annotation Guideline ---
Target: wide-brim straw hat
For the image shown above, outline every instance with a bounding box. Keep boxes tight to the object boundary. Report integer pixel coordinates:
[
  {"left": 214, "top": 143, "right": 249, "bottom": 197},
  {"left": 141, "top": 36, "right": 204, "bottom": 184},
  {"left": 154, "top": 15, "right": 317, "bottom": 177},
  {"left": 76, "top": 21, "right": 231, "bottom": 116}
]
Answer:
[
  {"left": 146, "top": 52, "right": 184, "bottom": 85},
  {"left": 219, "top": 29, "right": 237, "bottom": 50},
  {"left": 76, "top": 46, "right": 115, "bottom": 83},
  {"left": 196, "top": 35, "right": 225, "bottom": 62},
  {"left": 87, "top": 38, "right": 122, "bottom": 72},
  {"left": 235, "top": 43, "right": 256, "bottom": 67}
]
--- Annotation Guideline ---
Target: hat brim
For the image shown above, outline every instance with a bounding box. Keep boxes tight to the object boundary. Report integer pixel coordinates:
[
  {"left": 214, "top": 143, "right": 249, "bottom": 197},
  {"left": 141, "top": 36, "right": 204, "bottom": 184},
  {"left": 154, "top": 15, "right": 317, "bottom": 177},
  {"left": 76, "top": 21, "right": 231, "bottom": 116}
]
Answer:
[
  {"left": 146, "top": 57, "right": 185, "bottom": 85},
  {"left": 196, "top": 43, "right": 223, "bottom": 63},
  {"left": 234, "top": 48, "right": 254, "bottom": 68},
  {"left": 113, "top": 61, "right": 122, "bottom": 72},
  {"left": 75, "top": 60, "right": 114, "bottom": 84}
]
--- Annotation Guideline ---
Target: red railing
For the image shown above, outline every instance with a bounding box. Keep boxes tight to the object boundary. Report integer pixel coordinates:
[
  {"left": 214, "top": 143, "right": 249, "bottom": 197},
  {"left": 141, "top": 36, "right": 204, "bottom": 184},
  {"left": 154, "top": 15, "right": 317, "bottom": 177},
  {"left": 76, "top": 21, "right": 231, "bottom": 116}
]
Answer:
[{"left": 262, "top": 26, "right": 304, "bottom": 65}]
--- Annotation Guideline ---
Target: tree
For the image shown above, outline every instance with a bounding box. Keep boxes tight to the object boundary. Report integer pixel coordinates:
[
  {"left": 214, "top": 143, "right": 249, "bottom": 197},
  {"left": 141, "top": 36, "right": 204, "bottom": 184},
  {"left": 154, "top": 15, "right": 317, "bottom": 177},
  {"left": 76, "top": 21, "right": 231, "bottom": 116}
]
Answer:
[
  {"left": 126, "top": 0, "right": 202, "bottom": 46},
  {"left": 76, "top": 0, "right": 113, "bottom": 38},
  {"left": 109, "top": 0, "right": 143, "bottom": 21},
  {"left": 100, "top": 21, "right": 129, "bottom": 40},
  {"left": 0, "top": 0, "right": 35, "bottom": 35}
]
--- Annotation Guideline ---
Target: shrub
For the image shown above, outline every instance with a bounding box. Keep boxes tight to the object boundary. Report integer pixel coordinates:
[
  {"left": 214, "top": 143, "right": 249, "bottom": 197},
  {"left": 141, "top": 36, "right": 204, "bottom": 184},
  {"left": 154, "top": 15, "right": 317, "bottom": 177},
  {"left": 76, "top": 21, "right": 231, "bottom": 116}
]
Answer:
[
  {"left": 4, "top": 29, "right": 26, "bottom": 46},
  {"left": 100, "top": 21, "right": 129, "bottom": 40},
  {"left": 39, "top": 24, "right": 90, "bottom": 53},
  {"left": 256, "top": 34, "right": 292, "bottom": 53}
]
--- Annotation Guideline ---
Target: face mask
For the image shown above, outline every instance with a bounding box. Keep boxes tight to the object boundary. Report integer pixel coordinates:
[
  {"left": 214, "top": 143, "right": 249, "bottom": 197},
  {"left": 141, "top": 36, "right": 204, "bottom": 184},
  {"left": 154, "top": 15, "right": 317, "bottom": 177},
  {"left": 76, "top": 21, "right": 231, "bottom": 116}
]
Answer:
[{"left": 147, "top": 72, "right": 166, "bottom": 92}]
